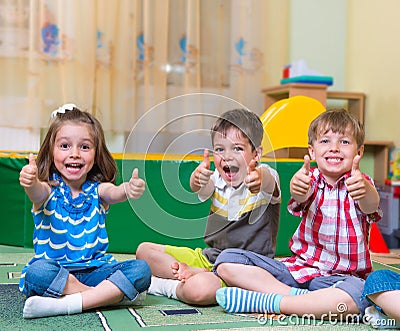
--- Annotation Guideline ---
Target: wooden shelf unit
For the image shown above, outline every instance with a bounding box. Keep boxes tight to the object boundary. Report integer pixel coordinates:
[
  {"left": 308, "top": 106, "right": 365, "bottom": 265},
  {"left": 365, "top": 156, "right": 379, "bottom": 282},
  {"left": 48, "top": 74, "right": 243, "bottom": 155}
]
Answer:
[
  {"left": 262, "top": 83, "right": 365, "bottom": 123},
  {"left": 262, "top": 84, "right": 392, "bottom": 184},
  {"left": 364, "top": 140, "right": 394, "bottom": 186},
  {"left": 263, "top": 83, "right": 328, "bottom": 109},
  {"left": 326, "top": 91, "right": 365, "bottom": 124}
]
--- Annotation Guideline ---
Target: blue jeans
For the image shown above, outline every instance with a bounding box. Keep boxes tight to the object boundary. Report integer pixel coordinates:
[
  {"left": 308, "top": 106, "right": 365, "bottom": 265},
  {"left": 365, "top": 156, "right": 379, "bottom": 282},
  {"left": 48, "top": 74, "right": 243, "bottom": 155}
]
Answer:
[
  {"left": 214, "top": 248, "right": 370, "bottom": 313},
  {"left": 24, "top": 259, "right": 151, "bottom": 301},
  {"left": 362, "top": 269, "right": 400, "bottom": 312}
]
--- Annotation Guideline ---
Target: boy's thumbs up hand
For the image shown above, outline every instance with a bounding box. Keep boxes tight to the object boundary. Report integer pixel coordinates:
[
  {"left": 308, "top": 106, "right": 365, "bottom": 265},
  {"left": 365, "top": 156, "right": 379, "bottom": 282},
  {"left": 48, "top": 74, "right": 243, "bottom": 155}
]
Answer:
[
  {"left": 245, "top": 159, "right": 262, "bottom": 194},
  {"left": 350, "top": 154, "right": 362, "bottom": 176},
  {"left": 202, "top": 149, "right": 211, "bottom": 170},
  {"left": 126, "top": 168, "right": 145, "bottom": 199},
  {"left": 19, "top": 153, "right": 38, "bottom": 188},
  {"left": 302, "top": 155, "right": 311, "bottom": 176},
  {"left": 290, "top": 155, "right": 312, "bottom": 198},
  {"left": 193, "top": 149, "right": 214, "bottom": 188},
  {"left": 346, "top": 154, "right": 366, "bottom": 200},
  {"left": 247, "top": 159, "right": 257, "bottom": 174}
]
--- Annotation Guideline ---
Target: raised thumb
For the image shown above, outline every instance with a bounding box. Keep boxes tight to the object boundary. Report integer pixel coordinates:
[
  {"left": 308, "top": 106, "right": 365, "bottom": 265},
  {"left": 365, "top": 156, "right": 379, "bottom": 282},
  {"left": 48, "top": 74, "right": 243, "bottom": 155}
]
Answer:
[
  {"left": 131, "top": 168, "right": 139, "bottom": 179},
  {"left": 28, "top": 153, "right": 36, "bottom": 166}
]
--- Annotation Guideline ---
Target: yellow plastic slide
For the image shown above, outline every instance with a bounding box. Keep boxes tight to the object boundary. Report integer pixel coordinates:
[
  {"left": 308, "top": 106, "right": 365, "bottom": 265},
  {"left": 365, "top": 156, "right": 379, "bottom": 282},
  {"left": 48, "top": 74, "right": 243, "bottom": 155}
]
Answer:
[{"left": 261, "top": 95, "right": 325, "bottom": 155}]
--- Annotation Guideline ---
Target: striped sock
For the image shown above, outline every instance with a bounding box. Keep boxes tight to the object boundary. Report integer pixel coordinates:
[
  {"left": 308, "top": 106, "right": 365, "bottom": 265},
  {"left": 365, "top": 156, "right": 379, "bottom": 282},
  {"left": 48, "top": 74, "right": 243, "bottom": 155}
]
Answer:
[
  {"left": 216, "top": 287, "right": 282, "bottom": 314},
  {"left": 289, "top": 287, "right": 309, "bottom": 295},
  {"left": 331, "top": 280, "right": 344, "bottom": 288}
]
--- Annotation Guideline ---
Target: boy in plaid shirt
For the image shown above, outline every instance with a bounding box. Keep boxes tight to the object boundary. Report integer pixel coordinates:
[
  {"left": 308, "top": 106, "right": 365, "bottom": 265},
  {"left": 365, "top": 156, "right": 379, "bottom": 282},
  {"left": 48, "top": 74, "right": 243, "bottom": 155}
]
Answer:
[{"left": 214, "top": 109, "right": 382, "bottom": 320}]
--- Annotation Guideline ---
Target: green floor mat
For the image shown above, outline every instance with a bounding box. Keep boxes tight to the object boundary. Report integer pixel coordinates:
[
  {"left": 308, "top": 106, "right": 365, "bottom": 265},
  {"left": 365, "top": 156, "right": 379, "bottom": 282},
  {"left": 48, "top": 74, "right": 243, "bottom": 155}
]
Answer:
[
  {"left": 0, "top": 247, "right": 397, "bottom": 331},
  {"left": 0, "top": 284, "right": 105, "bottom": 331}
]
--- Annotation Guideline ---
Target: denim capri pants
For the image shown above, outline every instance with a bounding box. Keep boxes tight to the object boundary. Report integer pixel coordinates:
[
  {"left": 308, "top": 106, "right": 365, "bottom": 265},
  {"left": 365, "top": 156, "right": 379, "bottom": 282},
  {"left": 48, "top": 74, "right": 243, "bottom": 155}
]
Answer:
[
  {"left": 214, "top": 248, "right": 370, "bottom": 313},
  {"left": 362, "top": 269, "right": 400, "bottom": 311},
  {"left": 24, "top": 258, "right": 151, "bottom": 301}
]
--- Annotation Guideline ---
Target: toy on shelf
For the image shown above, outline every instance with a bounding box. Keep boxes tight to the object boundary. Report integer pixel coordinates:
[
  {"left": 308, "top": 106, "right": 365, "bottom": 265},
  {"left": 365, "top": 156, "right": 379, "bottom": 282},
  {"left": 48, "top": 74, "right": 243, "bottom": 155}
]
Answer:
[
  {"left": 389, "top": 148, "right": 400, "bottom": 186},
  {"left": 281, "top": 59, "right": 333, "bottom": 86}
]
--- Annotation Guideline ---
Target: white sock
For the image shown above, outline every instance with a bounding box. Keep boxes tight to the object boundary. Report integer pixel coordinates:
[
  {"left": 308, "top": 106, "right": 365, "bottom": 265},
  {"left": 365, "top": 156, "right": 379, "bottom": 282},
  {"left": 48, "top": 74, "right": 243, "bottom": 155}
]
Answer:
[
  {"left": 365, "top": 306, "right": 400, "bottom": 329},
  {"left": 110, "top": 291, "right": 147, "bottom": 307},
  {"left": 148, "top": 276, "right": 179, "bottom": 300},
  {"left": 23, "top": 293, "right": 82, "bottom": 319}
]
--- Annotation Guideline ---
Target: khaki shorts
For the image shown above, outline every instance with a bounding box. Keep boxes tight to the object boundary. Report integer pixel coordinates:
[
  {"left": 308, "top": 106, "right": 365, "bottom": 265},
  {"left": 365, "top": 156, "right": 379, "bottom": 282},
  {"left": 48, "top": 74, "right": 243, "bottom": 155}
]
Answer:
[{"left": 164, "top": 245, "right": 226, "bottom": 287}]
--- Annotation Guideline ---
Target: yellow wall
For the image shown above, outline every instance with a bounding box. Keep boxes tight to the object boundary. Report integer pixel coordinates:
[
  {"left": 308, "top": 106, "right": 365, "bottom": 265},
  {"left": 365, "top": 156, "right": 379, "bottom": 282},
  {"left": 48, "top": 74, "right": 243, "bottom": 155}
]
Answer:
[
  {"left": 288, "top": 0, "right": 398, "bottom": 148},
  {"left": 347, "top": 0, "right": 400, "bottom": 147}
]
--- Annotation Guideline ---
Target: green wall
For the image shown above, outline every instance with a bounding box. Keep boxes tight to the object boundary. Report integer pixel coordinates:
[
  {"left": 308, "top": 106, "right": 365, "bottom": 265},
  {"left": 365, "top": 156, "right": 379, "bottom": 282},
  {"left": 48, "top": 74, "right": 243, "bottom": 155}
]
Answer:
[
  {"left": 0, "top": 156, "right": 31, "bottom": 247},
  {"left": 0, "top": 155, "right": 303, "bottom": 257}
]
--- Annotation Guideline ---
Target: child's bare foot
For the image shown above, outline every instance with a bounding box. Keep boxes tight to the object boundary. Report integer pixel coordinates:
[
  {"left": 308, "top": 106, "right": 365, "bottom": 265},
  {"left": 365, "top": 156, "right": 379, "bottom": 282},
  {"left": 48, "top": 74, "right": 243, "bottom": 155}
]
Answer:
[{"left": 171, "top": 262, "right": 208, "bottom": 282}]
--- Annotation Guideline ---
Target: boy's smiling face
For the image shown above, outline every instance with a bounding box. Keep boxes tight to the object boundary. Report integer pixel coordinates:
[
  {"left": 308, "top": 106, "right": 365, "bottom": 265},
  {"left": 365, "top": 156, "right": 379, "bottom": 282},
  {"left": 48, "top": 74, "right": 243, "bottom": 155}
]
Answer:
[
  {"left": 212, "top": 127, "right": 260, "bottom": 187},
  {"left": 308, "top": 126, "right": 364, "bottom": 185}
]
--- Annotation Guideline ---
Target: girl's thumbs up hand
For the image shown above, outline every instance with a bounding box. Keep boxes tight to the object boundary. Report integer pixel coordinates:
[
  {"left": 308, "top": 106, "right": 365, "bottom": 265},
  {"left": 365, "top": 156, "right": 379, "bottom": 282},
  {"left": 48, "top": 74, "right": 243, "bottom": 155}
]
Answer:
[
  {"left": 20, "top": 153, "right": 38, "bottom": 188},
  {"left": 126, "top": 168, "right": 145, "bottom": 200}
]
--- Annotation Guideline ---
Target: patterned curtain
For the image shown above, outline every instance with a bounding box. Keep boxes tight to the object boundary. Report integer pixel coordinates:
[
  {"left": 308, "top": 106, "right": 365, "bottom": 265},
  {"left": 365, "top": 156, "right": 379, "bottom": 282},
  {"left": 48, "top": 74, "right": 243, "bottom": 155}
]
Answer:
[{"left": 0, "top": 0, "right": 288, "bottom": 150}]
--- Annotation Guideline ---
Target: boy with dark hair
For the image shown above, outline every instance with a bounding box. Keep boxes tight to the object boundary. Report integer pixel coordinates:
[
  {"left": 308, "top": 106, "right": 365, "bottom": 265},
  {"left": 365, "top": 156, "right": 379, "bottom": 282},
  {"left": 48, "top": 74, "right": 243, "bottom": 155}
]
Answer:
[{"left": 136, "top": 108, "right": 281, "bottom": 305}]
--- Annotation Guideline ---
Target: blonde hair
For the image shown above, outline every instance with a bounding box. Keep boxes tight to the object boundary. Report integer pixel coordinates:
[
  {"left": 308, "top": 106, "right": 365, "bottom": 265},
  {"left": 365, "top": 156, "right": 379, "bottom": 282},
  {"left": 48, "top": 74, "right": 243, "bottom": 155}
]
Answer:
[
  {"left": 308, "top": 108, "right": 365, "bottom": 148},
  {"left": 36, "top": 107, "right": 117, "bottom": 184}
]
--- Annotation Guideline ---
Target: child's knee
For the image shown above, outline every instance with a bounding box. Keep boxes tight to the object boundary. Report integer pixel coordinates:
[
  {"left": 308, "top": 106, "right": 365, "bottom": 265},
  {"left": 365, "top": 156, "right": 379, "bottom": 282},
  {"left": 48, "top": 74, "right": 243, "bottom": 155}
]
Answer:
[
  {"left": 125, "top": 260, "right": 152, "bottom": 290},
  {"left": 136, "top": 242, "right": 160, "bottom": 259},
  {"left": 179, "top": 273, "right": 221, "bottom": 304},
  {"left": 180, "top": 280, "right": 218, "bottom": 304},
  {"left": 25, "top": 259, "right": 60, "bottom": 283},
  {"left": 215, "top": 262, "right": 234, "bottom": 280},
  {"left": 138, "top": 259, "right": 152, "bottom": 279},
  {"left": 24, "top": 259, "right": 64, "bottom": 297},
  {"left": 333, "top": 289, "right": 362, "bottom": 315},
  {"left": 136, "top": 242, "right": 148, "bottom": 258}
]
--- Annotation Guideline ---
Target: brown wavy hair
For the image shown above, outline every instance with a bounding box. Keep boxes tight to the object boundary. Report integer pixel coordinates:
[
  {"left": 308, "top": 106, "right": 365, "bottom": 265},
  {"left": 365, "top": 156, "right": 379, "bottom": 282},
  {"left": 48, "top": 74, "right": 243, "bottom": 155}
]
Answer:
[
  {"left": 36, "top": 107, "right": 117, "bottom": 184},
  {"left": 308, "top": 108, "right": 365, "bottom": 148}
]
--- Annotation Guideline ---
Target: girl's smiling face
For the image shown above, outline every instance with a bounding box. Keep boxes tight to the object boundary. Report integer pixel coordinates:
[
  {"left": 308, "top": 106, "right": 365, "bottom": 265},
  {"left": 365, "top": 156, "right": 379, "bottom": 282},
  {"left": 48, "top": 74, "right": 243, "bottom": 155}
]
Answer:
[
  {"left": 53, "top": 122, "right": 96, "bottom": 191},
  {"left": 212, "top": 127, "right": 260, "bottom": 187},
  {"left": 308, "top": 127, "right": 363, "bottom": 185}
]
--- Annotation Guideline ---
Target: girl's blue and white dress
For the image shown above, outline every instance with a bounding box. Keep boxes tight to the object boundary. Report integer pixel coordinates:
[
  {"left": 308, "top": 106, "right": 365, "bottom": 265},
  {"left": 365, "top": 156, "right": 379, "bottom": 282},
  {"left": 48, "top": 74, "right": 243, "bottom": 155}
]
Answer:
[{"left": 19, "top": 173, "right": 114, "bottom": 293}]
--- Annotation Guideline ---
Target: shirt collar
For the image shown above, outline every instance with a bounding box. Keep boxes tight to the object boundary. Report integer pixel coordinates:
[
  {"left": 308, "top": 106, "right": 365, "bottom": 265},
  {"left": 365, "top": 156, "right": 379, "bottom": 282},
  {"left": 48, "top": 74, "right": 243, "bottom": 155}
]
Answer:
[{"left": 315, "top": 168, "right": 351, "bottom": 189}]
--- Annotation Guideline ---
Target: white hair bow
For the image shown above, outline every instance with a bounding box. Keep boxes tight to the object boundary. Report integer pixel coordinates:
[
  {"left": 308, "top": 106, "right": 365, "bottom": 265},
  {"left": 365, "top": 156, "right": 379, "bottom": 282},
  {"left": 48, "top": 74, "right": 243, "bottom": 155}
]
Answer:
[{"left": 50, "top": 103, "right": 77, "bottom": 118}]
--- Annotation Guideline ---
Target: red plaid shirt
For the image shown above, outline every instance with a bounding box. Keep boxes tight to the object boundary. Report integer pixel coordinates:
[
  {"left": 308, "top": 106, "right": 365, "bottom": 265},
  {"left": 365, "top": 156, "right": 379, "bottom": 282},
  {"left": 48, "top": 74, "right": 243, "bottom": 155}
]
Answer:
[{"left": 282, "top": 167, "right": 382, "bottom": 283}]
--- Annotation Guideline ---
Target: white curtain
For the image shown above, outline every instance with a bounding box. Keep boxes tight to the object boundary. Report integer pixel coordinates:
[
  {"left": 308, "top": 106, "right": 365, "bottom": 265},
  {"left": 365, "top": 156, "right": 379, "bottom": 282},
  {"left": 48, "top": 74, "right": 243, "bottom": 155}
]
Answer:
[{"left": 0, "top": 0, "right": 288, "bottom": 151}]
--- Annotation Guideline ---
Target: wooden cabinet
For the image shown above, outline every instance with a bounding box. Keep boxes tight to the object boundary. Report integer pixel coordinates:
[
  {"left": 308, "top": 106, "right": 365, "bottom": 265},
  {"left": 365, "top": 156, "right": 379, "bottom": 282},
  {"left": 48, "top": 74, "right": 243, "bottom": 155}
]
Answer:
[
  {"left": 326, "top": 91, "right": 365, "bottom": 124},
  {"left": 262, "top": 84, "right": 392, "bottom": 185},
  {"left": 364, "top": 140, "right": 394, "bottom": 185},
  {"left": 263, "top": 83, "right": 328, "bottom": 109},
  {"left": 262, "top": 83, "right": 365, "bottom": 123}
]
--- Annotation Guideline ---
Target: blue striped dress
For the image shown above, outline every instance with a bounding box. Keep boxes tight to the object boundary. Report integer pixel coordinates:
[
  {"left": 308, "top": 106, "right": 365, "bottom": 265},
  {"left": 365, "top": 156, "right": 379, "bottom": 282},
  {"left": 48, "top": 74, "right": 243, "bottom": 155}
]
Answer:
[{"left": 19, "top": 173, "right": 115, "bottom": 292}]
